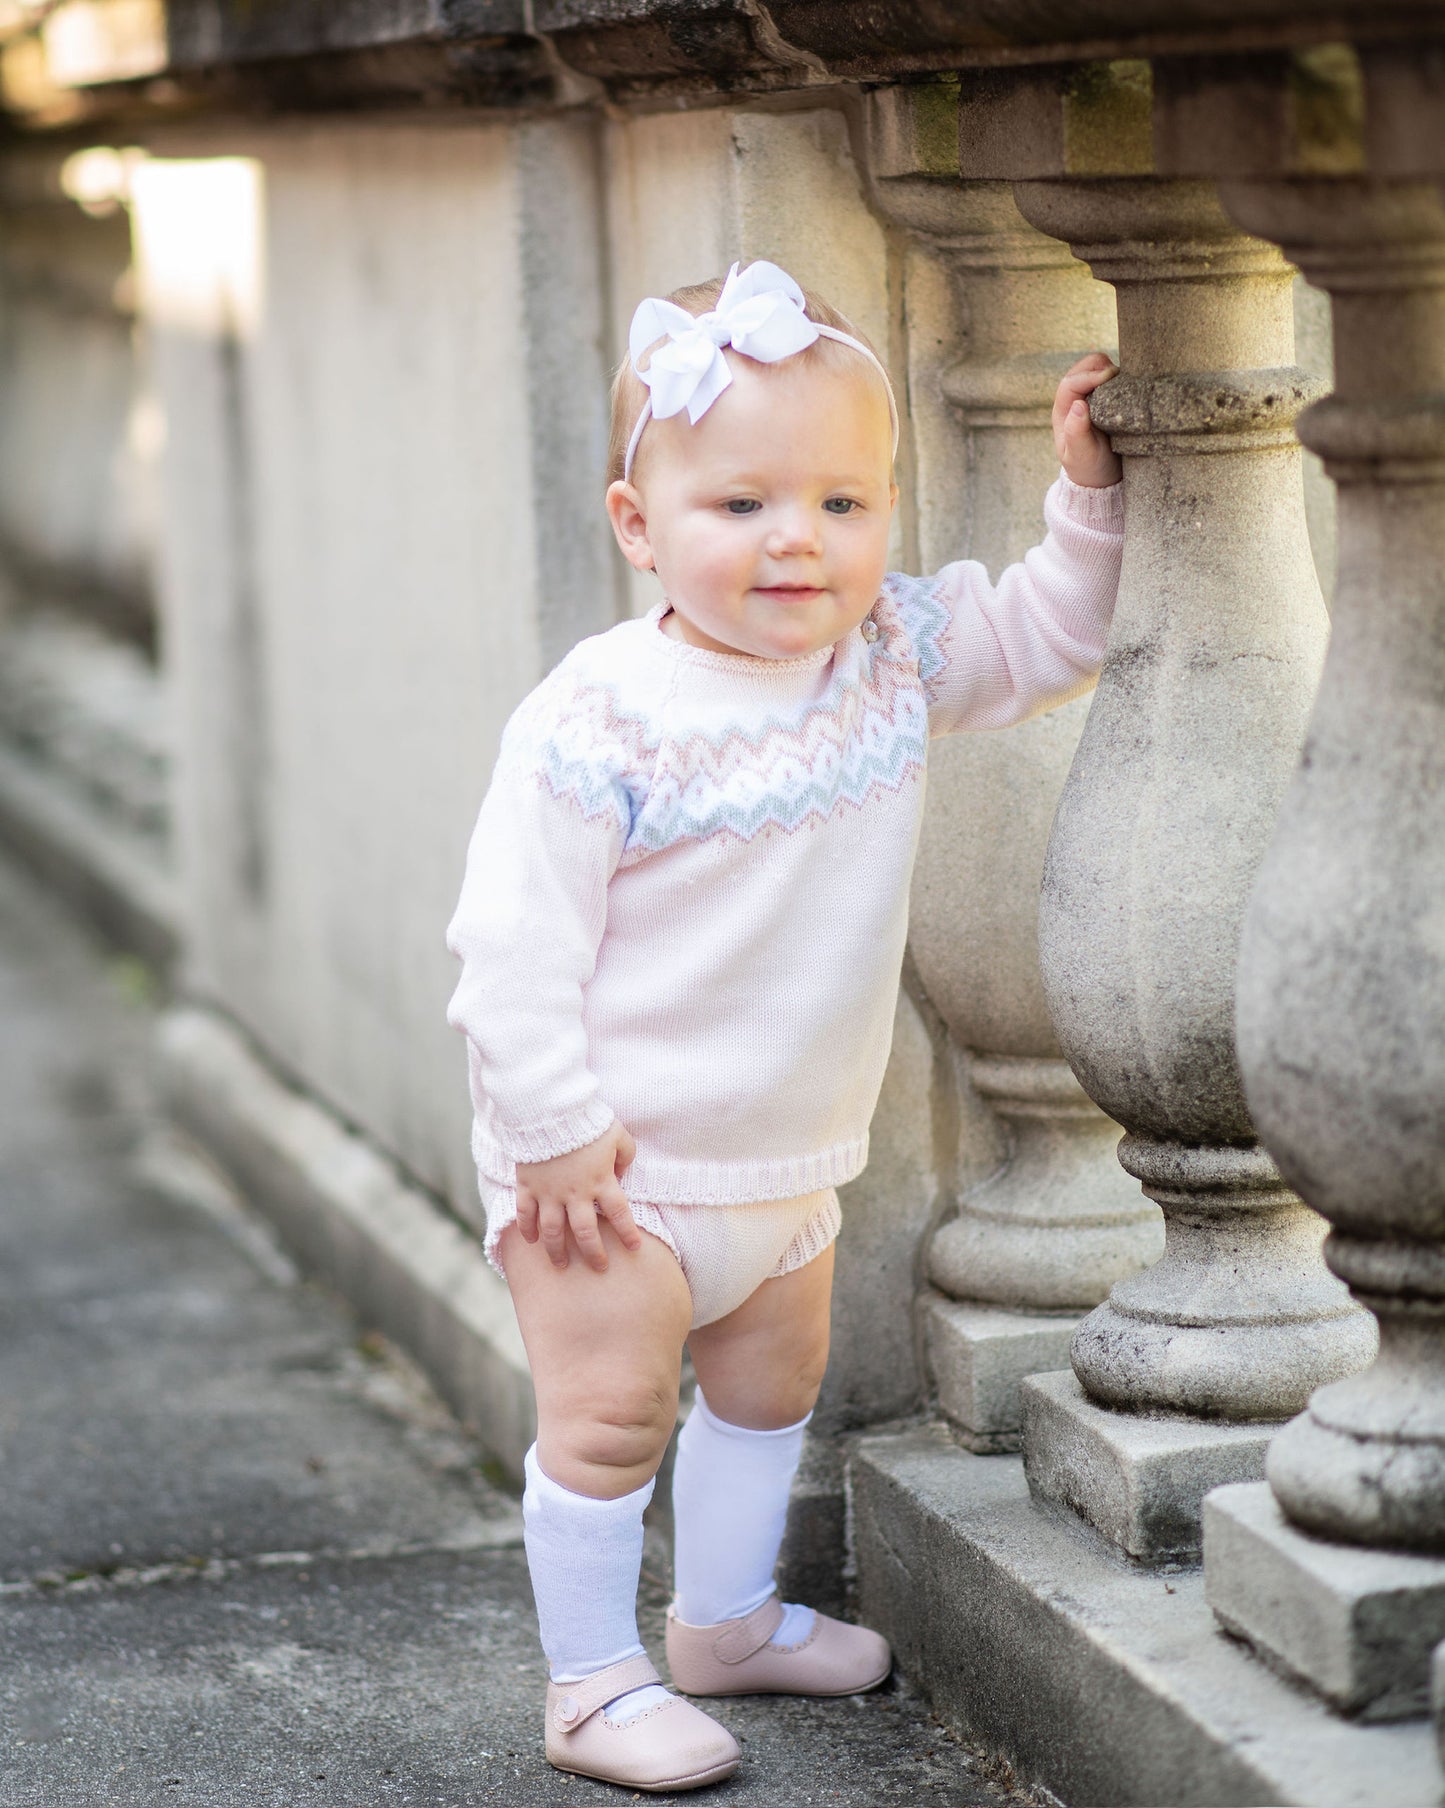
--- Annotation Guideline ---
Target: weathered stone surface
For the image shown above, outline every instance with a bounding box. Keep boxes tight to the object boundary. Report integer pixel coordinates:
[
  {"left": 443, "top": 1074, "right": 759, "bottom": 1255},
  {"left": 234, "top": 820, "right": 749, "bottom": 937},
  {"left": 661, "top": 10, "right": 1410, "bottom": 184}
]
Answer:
[
  {"left": 1015, "top": 176, "right": 1374, "bottom": 1430},
  {"left": 866, "top": 92, "right": 1159, "bottom": 1428},
  {"left": 925, "top": 1295, "right": 1078, "bottom": 1453},
  {"left": 824, "top": 988, "right": 938, "bottom": 1434},
  {"left": 538, "top": 0, "right": 787, "bottom": 93},
  {"left": 1204, "top": 1482, "right": 1445, "bottom": 1721},
  {"left": 15, "top": 0, "right": 1445, "bottom": 129},
  {"left": 926, "top": 1058, "right": 1160, "bottom": 1313},
  {"left": 0, "top": 734, "right": 178, "bottom": 969},
  {"left": 759, "top": 5, "right": 1445, "bottom": 83},
  {"left": 1225, "top": 175, "right": 1445, "bottom": 1556},
  {"left": 165, "top": 0, "right": 530, "bottom": 65},
  {"left": 1069, "top": 1141, "right": 1375, "bottom": 1422},
  {"left": 852, "top": 1424, "right": 1441, "bottom": 1808},
  {"left": 133, "top": 121, "right": 607, "bottom": 1217},
  {"left": 1021, "top": 1370, "right": 1277, "bottom": 1560},
  {"left": 0, "top": 156, "right": 151, "bottom": 621}
]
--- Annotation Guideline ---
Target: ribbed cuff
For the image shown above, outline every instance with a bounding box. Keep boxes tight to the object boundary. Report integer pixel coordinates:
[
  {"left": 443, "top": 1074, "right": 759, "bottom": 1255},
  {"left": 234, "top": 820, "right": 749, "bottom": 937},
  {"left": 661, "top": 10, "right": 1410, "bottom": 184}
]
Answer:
[
  {"left": 492, "top": 1095, "right": 617, "bottom": 1166},
  {"left": 692, "top": 1388, "right": 813, "bottom": 1439},
  {"left": 1054, "top": 469, "right": 1124, "bottom": 529}
]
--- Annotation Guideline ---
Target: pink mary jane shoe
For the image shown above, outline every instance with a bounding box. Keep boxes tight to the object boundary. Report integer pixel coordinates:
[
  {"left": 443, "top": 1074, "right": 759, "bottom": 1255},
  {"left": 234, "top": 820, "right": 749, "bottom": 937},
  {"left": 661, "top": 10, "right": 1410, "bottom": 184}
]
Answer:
[
  {"left": 666, "top": 1594, "right": 893, "bottom": 1698},
  {"left": 545, "top": 1653, "right": 741, "bottom": 1793}
]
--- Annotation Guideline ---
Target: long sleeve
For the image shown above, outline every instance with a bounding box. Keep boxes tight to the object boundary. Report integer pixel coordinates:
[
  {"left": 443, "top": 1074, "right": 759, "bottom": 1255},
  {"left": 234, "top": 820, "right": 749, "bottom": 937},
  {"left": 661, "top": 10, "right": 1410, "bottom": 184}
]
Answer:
[
  {"left": 889, "top": 471, "right": 1124, "bottom": 737},
  {"left": 445, "top": 686, "right": 633, "bottom": 1166}
]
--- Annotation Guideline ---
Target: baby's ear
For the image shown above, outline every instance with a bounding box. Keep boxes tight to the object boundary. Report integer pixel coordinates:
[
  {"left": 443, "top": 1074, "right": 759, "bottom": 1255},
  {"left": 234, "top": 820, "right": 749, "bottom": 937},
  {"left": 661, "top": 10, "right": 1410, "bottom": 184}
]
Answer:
[{"left": 605, "top": 480, "right": 656, "bottom": 573}]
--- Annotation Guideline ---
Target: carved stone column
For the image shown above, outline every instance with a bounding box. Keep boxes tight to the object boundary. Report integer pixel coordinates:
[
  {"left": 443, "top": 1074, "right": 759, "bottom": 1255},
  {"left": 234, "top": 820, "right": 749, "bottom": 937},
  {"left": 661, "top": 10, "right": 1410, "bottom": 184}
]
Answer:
[
  {"left": 1202, "top": 175, "right": 1445, "bottom": 1720},
  {"left": 1010, "top": 176, "right": 1375, "bottom": 1559},
  {"left": 866, "top": 94, "right": 1161, "bottom": 1453}
]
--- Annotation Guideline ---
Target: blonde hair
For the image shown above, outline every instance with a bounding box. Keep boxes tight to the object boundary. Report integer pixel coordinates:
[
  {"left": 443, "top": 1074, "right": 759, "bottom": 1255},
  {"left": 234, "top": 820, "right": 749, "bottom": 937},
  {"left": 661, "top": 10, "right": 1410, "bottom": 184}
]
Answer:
[{"left": 607, "top": 272, "right": 886, "bottom": 488}]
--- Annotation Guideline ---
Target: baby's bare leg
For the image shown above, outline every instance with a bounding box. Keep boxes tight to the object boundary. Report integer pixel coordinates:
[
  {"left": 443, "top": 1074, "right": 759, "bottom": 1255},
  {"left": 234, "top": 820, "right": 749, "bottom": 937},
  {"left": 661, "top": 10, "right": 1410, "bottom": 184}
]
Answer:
[
  {"left": 687, "top": 1243, "right": 835, "bottom": 1429},
  {"left": 502, "top": 1219, "right": 692, "bottom": 1498}
]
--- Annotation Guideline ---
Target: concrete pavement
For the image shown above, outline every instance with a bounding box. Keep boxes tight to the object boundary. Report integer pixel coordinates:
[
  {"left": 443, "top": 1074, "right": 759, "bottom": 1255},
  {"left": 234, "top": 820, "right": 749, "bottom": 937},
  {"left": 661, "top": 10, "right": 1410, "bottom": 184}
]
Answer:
[{"left": 0, "top": 850, "right": 1028, "bottom": 1808}]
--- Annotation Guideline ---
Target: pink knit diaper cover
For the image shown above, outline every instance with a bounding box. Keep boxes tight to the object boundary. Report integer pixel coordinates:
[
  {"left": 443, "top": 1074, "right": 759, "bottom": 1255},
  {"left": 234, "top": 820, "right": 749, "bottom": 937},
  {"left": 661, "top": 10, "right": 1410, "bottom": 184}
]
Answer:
[{"left": 484, "top": 1187, "right": 841, "bottom": 1328}]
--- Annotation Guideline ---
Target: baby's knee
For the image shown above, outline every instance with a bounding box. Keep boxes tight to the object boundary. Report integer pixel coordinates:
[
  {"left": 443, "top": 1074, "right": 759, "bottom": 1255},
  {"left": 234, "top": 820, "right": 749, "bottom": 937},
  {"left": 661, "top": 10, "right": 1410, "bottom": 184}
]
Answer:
[{"left": 543, "top": 1376, "right": 677, "bottom": 1493}]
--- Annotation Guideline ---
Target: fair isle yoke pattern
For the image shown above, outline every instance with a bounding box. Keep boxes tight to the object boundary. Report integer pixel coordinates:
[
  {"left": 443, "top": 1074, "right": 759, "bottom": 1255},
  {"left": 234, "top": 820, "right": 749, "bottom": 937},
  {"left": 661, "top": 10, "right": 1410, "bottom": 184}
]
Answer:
[
  {"left": 881, "top": 569, "right": 951, "bottom": 684},
  {"left": 506, "top": 580, "right": 949, "bottom": 861},
  {"left": 494, "top": 668, "right": 653, "bottom": 843}
]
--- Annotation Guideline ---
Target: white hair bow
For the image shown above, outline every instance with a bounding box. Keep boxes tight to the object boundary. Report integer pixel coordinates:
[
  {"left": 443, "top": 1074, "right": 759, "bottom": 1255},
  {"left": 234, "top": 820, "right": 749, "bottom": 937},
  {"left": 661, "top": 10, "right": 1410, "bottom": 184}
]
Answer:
[
  {"left": 630, "top": 260, "right": 819, "bottom": 427},
  {"left": 622, "top": 259, "right": 898, "bottom": 480}
]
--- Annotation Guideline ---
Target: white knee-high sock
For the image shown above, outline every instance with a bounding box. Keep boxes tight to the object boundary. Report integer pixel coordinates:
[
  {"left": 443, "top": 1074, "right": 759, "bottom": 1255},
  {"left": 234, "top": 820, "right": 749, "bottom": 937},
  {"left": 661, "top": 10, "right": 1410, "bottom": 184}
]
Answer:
[
  {"left": 521, "top": 1446, "right": 671, "bottom": 1720},
  {"left": 671, "top": 1389, "right": 814, "bottom": 1642}
]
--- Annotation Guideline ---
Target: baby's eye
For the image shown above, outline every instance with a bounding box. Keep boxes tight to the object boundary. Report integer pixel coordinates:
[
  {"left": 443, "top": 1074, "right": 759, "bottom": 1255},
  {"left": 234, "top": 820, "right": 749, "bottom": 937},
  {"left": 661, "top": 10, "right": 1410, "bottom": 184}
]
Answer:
[
  {"left": 823, "top": 497, "right": 859, "bottom": 515},
  {"left": 724, "top": 498, "right": 762, "bottom": 515}
]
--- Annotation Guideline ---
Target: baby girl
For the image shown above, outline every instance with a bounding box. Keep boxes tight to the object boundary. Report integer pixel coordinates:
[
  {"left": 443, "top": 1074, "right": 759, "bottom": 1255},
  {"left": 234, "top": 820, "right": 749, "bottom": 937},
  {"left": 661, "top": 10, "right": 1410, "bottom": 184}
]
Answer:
[{"left": 446, "top": 259, "right": 1121, "bottom": 1793}]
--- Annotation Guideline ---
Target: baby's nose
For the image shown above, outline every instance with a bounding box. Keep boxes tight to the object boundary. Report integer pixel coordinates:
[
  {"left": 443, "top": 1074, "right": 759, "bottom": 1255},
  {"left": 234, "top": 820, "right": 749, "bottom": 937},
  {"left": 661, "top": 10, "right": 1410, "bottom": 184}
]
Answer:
[{"left": 767, "top": 509, "right": 822, "bottom": 552}]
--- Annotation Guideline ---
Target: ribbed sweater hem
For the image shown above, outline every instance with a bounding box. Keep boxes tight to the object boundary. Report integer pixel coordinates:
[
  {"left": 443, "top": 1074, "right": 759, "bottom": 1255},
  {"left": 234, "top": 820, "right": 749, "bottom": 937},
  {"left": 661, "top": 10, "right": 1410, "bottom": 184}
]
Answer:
[
  {"left": 488, "top": 1096, "right": 617, "bottom": 1165},
  {"left": 473, "top": 1127, "right": 869, "bottom": 1211}
]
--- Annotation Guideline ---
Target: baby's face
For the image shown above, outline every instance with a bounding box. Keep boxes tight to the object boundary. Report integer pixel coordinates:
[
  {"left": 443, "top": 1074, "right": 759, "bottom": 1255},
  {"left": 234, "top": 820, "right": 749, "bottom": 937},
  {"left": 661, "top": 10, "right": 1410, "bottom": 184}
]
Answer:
[{"left": 609, "top": 354, "right": 897, "bottom": 661}]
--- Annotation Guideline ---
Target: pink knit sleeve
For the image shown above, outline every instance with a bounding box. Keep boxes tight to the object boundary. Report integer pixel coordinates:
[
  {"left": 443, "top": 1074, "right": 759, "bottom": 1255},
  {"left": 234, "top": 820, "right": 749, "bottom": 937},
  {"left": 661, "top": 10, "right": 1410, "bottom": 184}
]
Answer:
[
  {"left": 444, "top": 684, "right": 631, "bottom": 1166},
  {"left": 889, "top": 472, "right": 1124, "bottom": 737}
]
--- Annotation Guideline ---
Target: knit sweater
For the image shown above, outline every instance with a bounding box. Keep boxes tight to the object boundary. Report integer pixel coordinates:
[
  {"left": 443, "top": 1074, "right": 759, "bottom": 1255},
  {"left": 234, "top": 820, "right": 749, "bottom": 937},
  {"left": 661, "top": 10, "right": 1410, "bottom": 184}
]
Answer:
[{"left": 446, "top": 472, "right": 1123, "bottom": 1210}]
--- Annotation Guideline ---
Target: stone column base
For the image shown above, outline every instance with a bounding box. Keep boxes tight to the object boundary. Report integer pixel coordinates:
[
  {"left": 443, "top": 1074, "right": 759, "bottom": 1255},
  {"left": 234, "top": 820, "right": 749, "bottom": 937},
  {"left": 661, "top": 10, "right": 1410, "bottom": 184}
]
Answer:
[
  {"left": 1205, "top": 1482, "right": 1445, "bottom": 1721},
  {"left": 923, "top": 1292, "right": 1079, "bottom": 1453},
  {"left": 1021, "top": 1370, "right": 1278, "bottom": 1560}
]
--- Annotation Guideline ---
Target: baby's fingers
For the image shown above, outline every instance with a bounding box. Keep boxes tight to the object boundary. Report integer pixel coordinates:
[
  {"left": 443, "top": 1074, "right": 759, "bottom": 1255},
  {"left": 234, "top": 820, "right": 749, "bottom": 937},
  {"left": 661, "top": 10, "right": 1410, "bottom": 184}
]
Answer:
[
  {"left": 565, "top": 1197, "right": 610, "bottom": 1274},
  {"left": 515, "top": 1190, "right": 540, "bottom": 1244},
  {"left": 537, "top": 1199, "right": 572, "bottom": 1270},
  {"left": 1058, "top": 357, "right": 1118, "bottom": 403},
  {"left": 597, "top": 1186, "right": 643, "bottom": 1254}
]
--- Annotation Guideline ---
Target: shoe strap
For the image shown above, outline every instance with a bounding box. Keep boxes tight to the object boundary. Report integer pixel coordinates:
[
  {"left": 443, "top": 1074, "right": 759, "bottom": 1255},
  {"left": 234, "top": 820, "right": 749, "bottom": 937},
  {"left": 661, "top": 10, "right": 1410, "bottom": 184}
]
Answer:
[
  {"left": 713, "top": 1594, "right": 785, "bottom": 1664},
  {"left": 551, "top": 1654, "right": 662, "bottom": 1735}
]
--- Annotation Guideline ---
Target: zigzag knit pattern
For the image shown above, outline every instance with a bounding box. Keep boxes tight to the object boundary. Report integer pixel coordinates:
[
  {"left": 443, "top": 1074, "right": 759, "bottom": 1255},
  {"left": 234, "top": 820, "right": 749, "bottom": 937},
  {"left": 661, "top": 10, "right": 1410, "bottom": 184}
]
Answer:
[{"left": 501, "top": 582, "right": 942, "bottom": 860}]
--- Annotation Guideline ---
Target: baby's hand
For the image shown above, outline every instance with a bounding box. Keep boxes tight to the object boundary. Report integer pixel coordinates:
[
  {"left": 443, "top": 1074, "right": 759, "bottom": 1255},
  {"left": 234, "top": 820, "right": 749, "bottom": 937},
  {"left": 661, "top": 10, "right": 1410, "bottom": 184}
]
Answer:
[
  {"left": 1054, "top": 353, "right": 1121, "bottom": 489},
  {"left": 514, "top": 1123, "right": 640, "bottom": 1274}
]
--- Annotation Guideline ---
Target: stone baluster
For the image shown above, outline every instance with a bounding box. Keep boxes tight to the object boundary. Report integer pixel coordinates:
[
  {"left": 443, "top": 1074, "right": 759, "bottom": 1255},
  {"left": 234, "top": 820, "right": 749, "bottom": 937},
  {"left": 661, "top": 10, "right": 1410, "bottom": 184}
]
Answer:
[
  {"left": 1009, "top": 176, "right": 1375, "bottom": 1560},
  {"left": 865, "top": 91, "right": 1162, "bottom": 1454},
  {"left": 1202, "top": 175, "right": 1445, "bottom": 1721}
]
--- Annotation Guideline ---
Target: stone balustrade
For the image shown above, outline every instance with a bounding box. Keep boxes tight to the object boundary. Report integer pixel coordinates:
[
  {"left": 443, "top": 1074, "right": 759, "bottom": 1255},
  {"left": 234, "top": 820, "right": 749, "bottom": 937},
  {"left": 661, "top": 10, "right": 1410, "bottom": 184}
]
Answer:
[
  {"left": 866, "top": 88, "right": 1163, "bottom": 1453},
  {"left": 1202, "top": 168, "right": 1445, "bottom": 1723}
]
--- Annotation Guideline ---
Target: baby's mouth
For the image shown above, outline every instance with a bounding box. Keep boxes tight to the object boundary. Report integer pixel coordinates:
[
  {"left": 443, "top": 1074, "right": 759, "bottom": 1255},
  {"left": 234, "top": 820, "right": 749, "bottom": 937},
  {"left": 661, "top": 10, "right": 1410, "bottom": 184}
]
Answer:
[{"left": 757, "top": 584, "right": 825, "bottom": 601}]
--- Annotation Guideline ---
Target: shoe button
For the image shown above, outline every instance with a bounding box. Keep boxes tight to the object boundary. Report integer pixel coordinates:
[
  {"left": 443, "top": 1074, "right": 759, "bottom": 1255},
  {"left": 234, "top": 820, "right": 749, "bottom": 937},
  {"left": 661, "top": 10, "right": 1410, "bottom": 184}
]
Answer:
[{"left": 556, "top": 1695, "right": 580, "bottom": 1727}]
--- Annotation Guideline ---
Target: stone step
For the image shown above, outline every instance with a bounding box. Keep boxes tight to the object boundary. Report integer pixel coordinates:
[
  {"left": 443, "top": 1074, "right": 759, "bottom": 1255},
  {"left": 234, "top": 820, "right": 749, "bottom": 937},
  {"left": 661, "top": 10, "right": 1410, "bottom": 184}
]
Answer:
[{"left": 851, "top": 1423, "right": 1441, "bottom": 1808}]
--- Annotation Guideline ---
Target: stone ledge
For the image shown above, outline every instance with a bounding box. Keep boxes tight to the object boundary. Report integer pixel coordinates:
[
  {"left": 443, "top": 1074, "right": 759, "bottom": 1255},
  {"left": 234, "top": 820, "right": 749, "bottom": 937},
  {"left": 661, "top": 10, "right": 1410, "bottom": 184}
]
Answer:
[
  {"left": 851, "top": 1423, "right": 1441, "bottom": 1807},
  {"left": 1205, "top": 1482, "right": 1445, "bottom": 1721},
  {"left": 13, "top": 0, "right": 1445, "bottom": 127},
  {"left": 155, "top": 1005, "right": 535, "bottom": 1482},
  {"left": 0, "top": 737, "right": 178, "bottom": 969}
]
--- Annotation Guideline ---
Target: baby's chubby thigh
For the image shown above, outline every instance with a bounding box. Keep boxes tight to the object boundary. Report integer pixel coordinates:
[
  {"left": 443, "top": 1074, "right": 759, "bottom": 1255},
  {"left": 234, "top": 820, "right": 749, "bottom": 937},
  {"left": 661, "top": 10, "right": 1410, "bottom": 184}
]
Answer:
[
  {"left": 687, "top": 1237, "right": 836, "bottom": 1433},
  {"left": 500, "top": 1218, "right": 692, "bottom": 1500}
]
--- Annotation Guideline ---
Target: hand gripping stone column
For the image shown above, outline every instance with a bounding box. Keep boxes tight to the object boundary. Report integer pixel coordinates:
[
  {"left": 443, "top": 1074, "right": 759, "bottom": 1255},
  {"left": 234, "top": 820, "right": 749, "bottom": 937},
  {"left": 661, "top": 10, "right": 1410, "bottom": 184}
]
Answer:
[
  {"left": 865, "top": 95, "right": 1162, "bottom": 1453},
  {"left": 1201, "top": 176, "right": 1445, "bottom": 1722},
  {"left": 1009, "top": 177, "right": 1375, "bottom": 1559}
]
